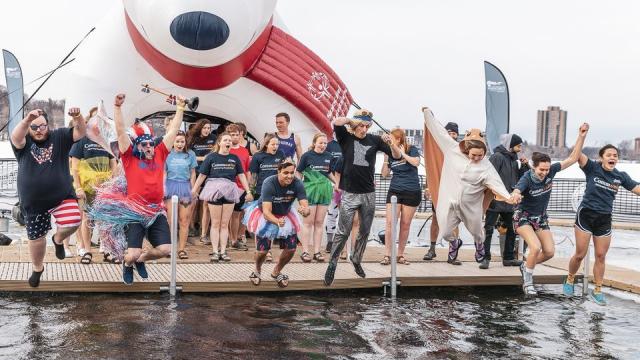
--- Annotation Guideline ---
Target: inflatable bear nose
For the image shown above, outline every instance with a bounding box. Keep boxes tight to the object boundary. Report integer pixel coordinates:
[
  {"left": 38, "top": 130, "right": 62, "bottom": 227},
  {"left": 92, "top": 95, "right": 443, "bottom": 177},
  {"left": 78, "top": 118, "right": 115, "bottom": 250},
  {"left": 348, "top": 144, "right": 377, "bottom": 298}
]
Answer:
[{"left": 170, "top": 11, "right": 229, "bottom": 50}]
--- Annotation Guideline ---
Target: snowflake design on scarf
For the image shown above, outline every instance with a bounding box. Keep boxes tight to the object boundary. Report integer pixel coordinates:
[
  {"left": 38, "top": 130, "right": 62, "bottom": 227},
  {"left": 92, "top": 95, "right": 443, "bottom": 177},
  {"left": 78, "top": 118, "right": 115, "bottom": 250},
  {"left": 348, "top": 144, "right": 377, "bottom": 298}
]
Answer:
[{"left": 30, "top": 143, "right": 54, "bottom": 164}]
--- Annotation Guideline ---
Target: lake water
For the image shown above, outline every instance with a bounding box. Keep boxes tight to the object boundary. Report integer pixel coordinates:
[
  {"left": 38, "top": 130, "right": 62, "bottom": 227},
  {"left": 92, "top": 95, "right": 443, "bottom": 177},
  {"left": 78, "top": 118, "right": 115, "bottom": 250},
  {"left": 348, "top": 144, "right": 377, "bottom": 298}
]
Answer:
[{"left": 1, "top": 287, "right": 640, "bottom": 359}]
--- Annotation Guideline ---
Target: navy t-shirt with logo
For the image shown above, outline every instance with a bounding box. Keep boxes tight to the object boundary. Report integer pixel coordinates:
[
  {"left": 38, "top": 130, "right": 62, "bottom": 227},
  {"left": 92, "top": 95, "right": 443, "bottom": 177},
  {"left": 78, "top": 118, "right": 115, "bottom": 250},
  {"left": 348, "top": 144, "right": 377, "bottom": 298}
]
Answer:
[
  {"left": 191, "top": 133, "right": 217, "bottom": 163},
  {"left": 198, "top": 152, "right": 243, "bottom": 182},
  {"left": 388, "top": 146, "right": 421, "bottom": 192},
  {"left": 296, "top": 150, "right": 332, "bottom": 177},
  {"left": 579, "top": 159, "right": 638, "bottom": 213},
  {"left": 515, "top": 162, "right": 562, "bottom": 215},
  {"left": 326, "top": 140, "right": 342, "bottom": 172},
  {"left": 11, "top": 128, "right": 77, "bottom": 214},
  {"left": 70, "top": 137, "right": 114, "bottom": 162},
  {"left": 259, "top": 175, "right": 307, "bottom": 216},
  {"left": 249, "top": 150, "right": 285, "bottom": 195}
]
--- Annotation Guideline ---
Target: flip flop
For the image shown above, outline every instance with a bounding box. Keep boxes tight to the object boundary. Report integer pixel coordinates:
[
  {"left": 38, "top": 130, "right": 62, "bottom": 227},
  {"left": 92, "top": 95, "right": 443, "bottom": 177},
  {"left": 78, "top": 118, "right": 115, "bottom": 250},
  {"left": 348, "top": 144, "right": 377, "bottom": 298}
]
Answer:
[
  {"left": 271, "top": 273, "right": 289, "bottom": 288},
  {"left": 178, "top": 250, "right": 189, "bottom": 259},
  {"left": 80, "top": 252, "right": 92, "bottom": 265},
  {"left": 249, "top": 271, "right": 261, "bottom": 286}
]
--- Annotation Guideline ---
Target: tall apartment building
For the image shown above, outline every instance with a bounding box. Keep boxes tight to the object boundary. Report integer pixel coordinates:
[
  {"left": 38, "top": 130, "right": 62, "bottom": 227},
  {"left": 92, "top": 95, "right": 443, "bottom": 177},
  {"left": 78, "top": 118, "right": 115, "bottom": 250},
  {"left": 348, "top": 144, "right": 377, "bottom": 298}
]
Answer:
[{"left": 536, "top": 106, "right": 567, "bottom": 148}]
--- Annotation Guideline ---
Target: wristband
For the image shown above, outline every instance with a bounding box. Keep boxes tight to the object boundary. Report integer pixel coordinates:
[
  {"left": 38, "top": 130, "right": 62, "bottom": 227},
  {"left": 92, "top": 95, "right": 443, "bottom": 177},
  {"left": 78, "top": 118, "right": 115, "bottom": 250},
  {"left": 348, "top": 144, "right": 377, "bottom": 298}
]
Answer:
[{"left": 177, "top": 105, "right": 185, "bottom": 111}]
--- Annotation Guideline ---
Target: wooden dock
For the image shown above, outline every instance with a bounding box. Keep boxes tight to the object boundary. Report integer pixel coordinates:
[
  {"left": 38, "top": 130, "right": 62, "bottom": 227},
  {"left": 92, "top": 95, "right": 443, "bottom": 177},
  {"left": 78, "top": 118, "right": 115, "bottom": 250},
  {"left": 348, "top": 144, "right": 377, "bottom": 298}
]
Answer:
[{"left": 0, "top": 260, "right": 573, "bottom": 293}]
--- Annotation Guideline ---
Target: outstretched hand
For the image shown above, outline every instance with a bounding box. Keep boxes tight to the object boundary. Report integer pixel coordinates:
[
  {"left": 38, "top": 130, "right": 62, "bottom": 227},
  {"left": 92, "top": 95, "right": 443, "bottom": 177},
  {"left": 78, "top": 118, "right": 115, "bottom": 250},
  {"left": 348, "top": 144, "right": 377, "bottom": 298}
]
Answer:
[
  {"left": 578, "top": 123, "right": 589, "bottom": 136},
  {"left": 68, "top": 107, "right": 82, "bottom": 118},
  {"left": 26, "top": 109, "right": 43, "bottom": 123},
  {"left": 115, "top": 94, "right": 126, "bottom": 107}
]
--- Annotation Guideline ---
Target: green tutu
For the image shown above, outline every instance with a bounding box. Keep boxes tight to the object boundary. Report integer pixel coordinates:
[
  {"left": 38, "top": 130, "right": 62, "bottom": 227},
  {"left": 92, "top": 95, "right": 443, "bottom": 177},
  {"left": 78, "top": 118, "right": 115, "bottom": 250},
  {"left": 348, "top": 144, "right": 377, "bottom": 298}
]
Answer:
[{"left": 303, "top": 169, "right": 333, "bottom": 205}]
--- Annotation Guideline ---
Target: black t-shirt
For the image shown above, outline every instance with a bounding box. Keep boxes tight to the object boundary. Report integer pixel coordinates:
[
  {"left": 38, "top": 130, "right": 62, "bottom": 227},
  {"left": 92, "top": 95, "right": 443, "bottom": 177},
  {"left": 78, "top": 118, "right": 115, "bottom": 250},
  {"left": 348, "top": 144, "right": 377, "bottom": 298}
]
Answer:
[
  {"left": 580, "top": 159, "right": 638, "bottom": 213},
  {"left": 296, "top": 150, "right": 332, "bottom": 177},
  {"left": 249, "top": 150, "right": 285, "bottom": 195},
  {"left": 70, "top": 137, "right": 114, "bottom": 161},
  {"left": 260, "top": 175, "right": 307, "bottom": 216},
  {"left": 191, "top": 134, "right": 217, "bottom": 162},
  {"left": 515, "top": 162, "right": 562, "bottom": 215},
  {"left": 198, "top": 152, "right": 243, "bottom": 182},
  {"left": 326, "top": 140, "right": 343, "bottom": 173},
  {"left": 335, "top": 124, "right": 393, "bottom": 193},
  {"left": 11, "top": 128, "right": 77, "bottom": 214}
]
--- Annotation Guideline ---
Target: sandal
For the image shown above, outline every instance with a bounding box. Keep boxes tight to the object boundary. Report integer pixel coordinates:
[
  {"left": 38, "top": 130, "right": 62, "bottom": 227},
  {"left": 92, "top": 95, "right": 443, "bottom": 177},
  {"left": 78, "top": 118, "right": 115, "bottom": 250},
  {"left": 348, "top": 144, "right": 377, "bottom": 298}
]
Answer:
[
  {"left": 210, "top": 252, "right": 220, "bottom": 262},
  {"left": 397, "top": 256, "right": 410, "bottom": 265},
  {"left": 300, "top": 252, "right": 312, "bottom": 263},
  {"left": 340, "top": 251, "right": 347, "bottom": 260},
  {"left": 266, "top": 251, "right": 273, "bottom": 263},
  {"left": 80, "top": 252, "right": 93, "bottom": 265},
  {"left": 271, "top": 273, "right": 289, "bottom": 288},
  {"left": 178, "top": 250, "right": 189, "bottom": 259},
  {"left": 249, "top": 271, "right": 261, "bottom": 286},
  {"left": 220, "top": 253, "right": 231, "bottom": 262},
  {"left": 313, "top": 252, "right": 325, "bottom": 262},
  {"left": 103, "top": 253, "right": 122, "bottom": 264},
  {"left": 380, "top": 256, "right": 391, "bottom": 265}
]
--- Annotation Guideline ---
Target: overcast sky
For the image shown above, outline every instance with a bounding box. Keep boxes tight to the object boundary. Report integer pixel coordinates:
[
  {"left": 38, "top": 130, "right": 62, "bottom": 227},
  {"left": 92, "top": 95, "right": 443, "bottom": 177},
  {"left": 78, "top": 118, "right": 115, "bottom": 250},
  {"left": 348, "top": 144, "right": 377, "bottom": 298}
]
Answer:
[{"left": 2, "top": 0, "right": 640, "bottom": 146}]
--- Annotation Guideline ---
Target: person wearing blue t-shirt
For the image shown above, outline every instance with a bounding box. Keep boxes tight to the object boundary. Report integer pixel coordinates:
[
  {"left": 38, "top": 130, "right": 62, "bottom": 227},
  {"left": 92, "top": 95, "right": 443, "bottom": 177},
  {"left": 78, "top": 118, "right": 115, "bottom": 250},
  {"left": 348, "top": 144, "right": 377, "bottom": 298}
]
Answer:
[
  {"left": 164, "top": 130, "right": 198, "bottom": 259},
  {"left": 295, "top": 133, "right": 338, "bottom": 263},
  {"left": 510, "top": 124, "right": 588, "bottom": 296},
  {"left": 380, "top": 128, "right": 422, "bottom": 266},
  {"left": 192, "top": 133, "right": 253, "bottom": 262},
  {"left": 562, "top": 141, "right": 640, "bottom": 305}
]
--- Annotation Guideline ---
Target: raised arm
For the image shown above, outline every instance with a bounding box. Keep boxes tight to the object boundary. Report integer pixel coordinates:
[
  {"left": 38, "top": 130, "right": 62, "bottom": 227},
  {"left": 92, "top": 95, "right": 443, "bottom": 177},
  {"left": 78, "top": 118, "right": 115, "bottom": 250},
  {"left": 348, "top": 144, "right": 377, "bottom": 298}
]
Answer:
[
  {"left": 560, "top": 123, "right": 589, "bottom": 170},
  {"left": 69, "top": 107, "right": 86, "bottom": 142},
  {"left": 10, "top": 109, "right": 42, "bottom": 149},
  {"left": 162, "top": 96, "right": 186, "bottom": 149},
  {"left": 114, "top": 94, "right": 131, "bottom": 153},
  {"left": 381, "top": 154, "right": 390, "bottom": 177},
  {"left": 421, "top": 107, "right": 458, "bottom": 153}
]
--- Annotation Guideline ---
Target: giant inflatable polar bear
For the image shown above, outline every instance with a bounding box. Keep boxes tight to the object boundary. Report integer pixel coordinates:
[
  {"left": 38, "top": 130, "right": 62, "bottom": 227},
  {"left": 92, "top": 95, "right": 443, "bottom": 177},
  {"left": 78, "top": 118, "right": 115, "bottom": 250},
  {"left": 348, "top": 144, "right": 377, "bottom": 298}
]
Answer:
[{"left": 61, "top": 0, "right": 353, "bottom": 143}]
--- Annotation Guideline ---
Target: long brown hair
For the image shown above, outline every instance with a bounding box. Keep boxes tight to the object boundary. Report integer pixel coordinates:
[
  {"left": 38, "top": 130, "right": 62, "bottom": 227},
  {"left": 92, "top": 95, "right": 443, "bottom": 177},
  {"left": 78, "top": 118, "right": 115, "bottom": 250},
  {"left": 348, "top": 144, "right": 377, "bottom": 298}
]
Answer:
[
  {"left": 187, "top": 118, "right": 212, "bottom": 149},
  {"left": 308, "top": 133, "right": 327, "bottom": 151},
  {"left": 259, "top": 133, "right": 278, "bottom": 153},
  {"left": 173, "top": 130, "right": 188, "bottom": 154},
  {"left": 462, "top": 140, "right": 487, "bottom": 155}
]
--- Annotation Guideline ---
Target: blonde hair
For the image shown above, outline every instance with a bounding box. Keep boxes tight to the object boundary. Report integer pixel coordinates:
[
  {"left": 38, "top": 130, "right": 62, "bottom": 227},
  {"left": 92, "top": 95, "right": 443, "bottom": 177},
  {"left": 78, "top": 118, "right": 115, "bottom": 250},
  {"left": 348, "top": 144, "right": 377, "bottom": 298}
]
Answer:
[
  {"left": 390, "top": 128, "right": 410, "bottom": 152},
  {"left": 213, "top": 132, "right": 231, "bottom": 153},
  {"left": 308, "top": 133, "right": 327, "bottom": 151}
]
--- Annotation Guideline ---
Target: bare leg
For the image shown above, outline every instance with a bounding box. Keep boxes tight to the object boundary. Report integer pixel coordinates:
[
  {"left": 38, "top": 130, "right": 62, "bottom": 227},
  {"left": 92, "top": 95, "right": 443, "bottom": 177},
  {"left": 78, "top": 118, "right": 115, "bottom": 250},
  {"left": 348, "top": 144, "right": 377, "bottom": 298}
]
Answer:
[
  {"left": 29, "top": 237, "right": 47, "bottom": 272},
  {"left": 273, "top": 249, "right": 296, "bottom": 275},
  {"left": 592, "top": 234, "right": 611, "bottom": 288},
  {"left": 209, "top": 204, "right": 223, "bottom": 254},
  {"left": 201, "top": 201, "right": 211, "bottom": 239},
  {"left": 313, "top": 205, "right": 328, "bottom": 254},
  {"left": 219, "top": 204, "right": 235, "bottom": 255},
  {"left": 384, "top": 203, "right": 400, "bottom": 257},
  {"left": 398, "top": 204, "right": 417, "bottom": 257},
  {"left": 535, "top": 230, "right": 555, "bottom": 264},
  {"left": 300, "top": 206, "right": 317, "bottom": 255},
  {"left": 230, "top": 211, "right": 241, "bottom": 244},
  {"left": 178, "top": 204, "right": 191, "bottom": 252},
  {"left": 568, "top": 226, "right": 591, "bottom": 277},
  {"left": 137, "top": 244, "right": 171, "bottom": 262},
  {"left": 517, "top": 225, "right": 541, "bottom": 270}
]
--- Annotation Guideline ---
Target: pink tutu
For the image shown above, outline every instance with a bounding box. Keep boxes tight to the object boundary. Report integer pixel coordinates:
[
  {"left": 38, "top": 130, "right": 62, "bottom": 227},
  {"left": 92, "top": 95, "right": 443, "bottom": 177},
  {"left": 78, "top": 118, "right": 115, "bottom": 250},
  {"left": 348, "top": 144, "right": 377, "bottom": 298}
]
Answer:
[
  {"left": 243, "top": 201, "right": 301, "bottom": 240},
  {"left": 199, "top": 178, "right": 243, "bottom": 203}
]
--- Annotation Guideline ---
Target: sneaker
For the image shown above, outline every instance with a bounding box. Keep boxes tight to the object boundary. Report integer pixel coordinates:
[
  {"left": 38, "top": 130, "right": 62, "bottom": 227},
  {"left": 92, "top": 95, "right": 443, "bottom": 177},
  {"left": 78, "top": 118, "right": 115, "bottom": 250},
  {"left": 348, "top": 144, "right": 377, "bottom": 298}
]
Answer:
[
  {"left": 423, "top": 246, "right": 436, "bottom": 261},
  {"left": 353, "top": 263, "right": 366, "bottom": 278},
  {"left": 519, "top": 262, "right": 526, "bottom": 280},
  {"left": 522, "top": 272, "right": 537, "bottom": 295},
  {"left": 200, "top": 236, "right": 211, "bottom": 245},
  {"left": 502, "top": 259, "right": 523, "bottom": 267},
  {"left": 474, "top": 242, "right": 485, "bottom": 263},
  {"left": 562, "top": 277, "right": 575, "bottom": 297},
  {"left": 231, "top": 241, "right": 248, "bottom": 251},
  {"left": 65, "top": 248, "right": 74, "bottom": 258},
  {"left": 210, "top": 252, "right": 220, "bottom": 262},
  {"left": 589, "top": 290, "right": 607, "bottom": 306},
  {"left": 479, "top": 258, "right": 490, "bottom": 270},
  {"left": 220, "top": 253, "right": 231, "bottom": 262},
  {"left": 122, "top": 264, "right": 134, "bottom": 285},
  {"left": 134, "top": 262, "right": 148, "bottom": 279},
  {"left": 324, "top": 262, "right": 336, "bottom": 286},
  {"left": 448, "top": 238, "right": 462, "bottom": 264}
]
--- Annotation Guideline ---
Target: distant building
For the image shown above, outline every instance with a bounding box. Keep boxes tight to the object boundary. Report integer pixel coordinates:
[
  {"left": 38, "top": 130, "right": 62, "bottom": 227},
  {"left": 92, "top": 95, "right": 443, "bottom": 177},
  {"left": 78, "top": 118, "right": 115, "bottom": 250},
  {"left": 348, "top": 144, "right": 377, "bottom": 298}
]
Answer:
[
  {"left": 536, "top": 106, "right": 567, "bottom": 148},
  {"left": 635, "top": 137, "right": 640, "bottom": 154}
]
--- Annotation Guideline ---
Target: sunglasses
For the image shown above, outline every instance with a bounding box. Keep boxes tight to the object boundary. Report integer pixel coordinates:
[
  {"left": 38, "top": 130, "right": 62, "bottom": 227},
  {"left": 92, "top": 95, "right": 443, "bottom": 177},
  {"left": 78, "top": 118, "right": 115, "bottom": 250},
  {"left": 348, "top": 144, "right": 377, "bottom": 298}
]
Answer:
[
  {"left": 139, "top": 141, "right": 154, "bottom": 148},
  {"left": 30, "top": 124, "right": 48, "bottom": 131}
]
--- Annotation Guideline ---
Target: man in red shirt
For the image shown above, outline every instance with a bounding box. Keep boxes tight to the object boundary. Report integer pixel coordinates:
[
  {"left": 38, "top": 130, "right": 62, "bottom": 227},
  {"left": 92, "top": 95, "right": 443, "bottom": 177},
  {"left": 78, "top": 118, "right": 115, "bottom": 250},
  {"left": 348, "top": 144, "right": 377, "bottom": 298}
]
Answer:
[
  {"left": 227, "top": 123, "right": 251, "bottom": 250},
  {"left": 113, "top": 93, "right": 185, "bottom": 285}
]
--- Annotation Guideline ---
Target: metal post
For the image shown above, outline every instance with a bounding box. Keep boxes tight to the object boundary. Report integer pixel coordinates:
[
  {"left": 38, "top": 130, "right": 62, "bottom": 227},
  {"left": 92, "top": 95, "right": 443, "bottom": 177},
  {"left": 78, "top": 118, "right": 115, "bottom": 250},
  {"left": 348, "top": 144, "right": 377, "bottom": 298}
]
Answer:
[
  {"left": 390, "top": 195, "right": 398, "bottom": 299},
  {"left": 169, "top": 195, "right": 178, "bottom": 297},
  {"left": 582, "top": 242, "right": 590, "bottom": 296}
]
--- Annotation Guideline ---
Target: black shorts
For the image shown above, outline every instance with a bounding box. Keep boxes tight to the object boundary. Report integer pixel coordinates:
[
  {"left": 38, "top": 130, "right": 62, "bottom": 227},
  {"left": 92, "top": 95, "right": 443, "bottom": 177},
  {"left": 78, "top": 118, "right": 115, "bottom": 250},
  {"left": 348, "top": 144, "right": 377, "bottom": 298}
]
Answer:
[
  {"left": 575, "top": 207, "right": 612, "bottom": 237},
  {"left": 386, "top": 189, "right": 422, "bottom": 207},
  {"left": 125, "top": 215, "right": 171, "bottom": 249},
  {"left": 208, "top": 198, "right": 235, "bottom": 206},
  {"left": 234, "top": 192, "right": 246, "bottom": 212}
]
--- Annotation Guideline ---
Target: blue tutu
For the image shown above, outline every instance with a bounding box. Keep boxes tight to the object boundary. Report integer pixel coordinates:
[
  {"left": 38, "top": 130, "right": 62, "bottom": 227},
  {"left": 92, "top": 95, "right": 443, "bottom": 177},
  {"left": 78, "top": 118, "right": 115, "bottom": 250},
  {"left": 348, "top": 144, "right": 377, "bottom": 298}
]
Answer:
[{"left": 164, "top": 179, "right": 192, "bottom": 205}]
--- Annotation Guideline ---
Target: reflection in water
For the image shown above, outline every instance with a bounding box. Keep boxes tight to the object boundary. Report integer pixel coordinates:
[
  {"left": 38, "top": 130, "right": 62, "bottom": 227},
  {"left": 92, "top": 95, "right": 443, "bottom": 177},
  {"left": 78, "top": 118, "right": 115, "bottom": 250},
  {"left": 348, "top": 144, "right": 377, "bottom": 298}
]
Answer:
[{"left": 1, "top": 287, "right": 639, "bottom": 359}]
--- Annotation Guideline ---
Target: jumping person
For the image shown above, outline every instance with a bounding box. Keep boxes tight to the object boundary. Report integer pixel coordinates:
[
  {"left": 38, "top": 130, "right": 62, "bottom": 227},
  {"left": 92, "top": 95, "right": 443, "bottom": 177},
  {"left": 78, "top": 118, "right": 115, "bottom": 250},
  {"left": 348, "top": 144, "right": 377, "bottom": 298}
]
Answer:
[
  {"left": 324, "top": 136, "right": 343, "bottom": 253},
  {"left": 107, "top": 93, "right": 185, "bottom": 285},
  {"left": 70, "top": 125, "right": 117, "bottom": 265},
  {"left": 422, "top": 107, "right": 516, "bottom": 266},
  {"left": 423, "top": 122, "right": 460, "bottom": 261},
  {"left": 187, "top": 119, "right": 216, "bottom": 244},
  {"left": 274, "top": 112, "right": 303, "bottom": 162},
  {"left": 191, "top": 133, "right": 253, "bottom": 262},
  {"left": 164, "top": 130, "right": 198, "bottom": 260},
  {"left": 481, "top": 133, "right": 529, "bottom": 269},
  {"left": 381, "top": 128, "right": 421, "bottom": 266},
  {"left": 245, "top": 159, "right": 310, "bottom": 287},
  {"left": 562, "top": 143, "right": 640, "bottom": 305},
  {"left": 248, "top": 133, "right": 285, "bottom": 262},
  {"left": 324, "top": 109, "right": 402, "bottom": 286},
  {"left": 11, "top": 108, "right": 86, "bottom": 287},
  {"left": 510, "top": 123, "right": 589, "bottom": 295},
  {"left": 228, "top": 124, "right": 252, "bottom": 251},
  {"left": 296, "top": 133, "right": 338, "bottom": 262}
]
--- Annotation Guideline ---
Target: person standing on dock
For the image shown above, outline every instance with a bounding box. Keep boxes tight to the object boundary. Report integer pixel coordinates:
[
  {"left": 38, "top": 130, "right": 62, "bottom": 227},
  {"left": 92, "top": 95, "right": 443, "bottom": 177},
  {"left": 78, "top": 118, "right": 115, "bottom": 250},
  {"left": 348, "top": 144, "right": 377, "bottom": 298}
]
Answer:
[
  {"left": 423, "top": 122, "right": 461, "bottom": 261},
  {"left": 323, "top": 136, "right": 343, "bottom": 253},
  {"left": 562, "top": 143, "right": 640, "bottom": 305},
  {"left": 274, "top": 112, "right": 303, "bottom": 162},
  {"left": 380, "top": 128, "right": 422, "bottom": 266},
  {"left": 228, "top": 124, "right": 252, "bottom": 252},
  {"left": 10, "top": 108, "right": 87, "bottom": 287},
  {"left": 244, "top": 159, "right": 310, "bottom": 287},
  {"left": 510, "top": 124, "right": 589, "bottom": 295},
  {"left": 113, "top": 93, "right": 185, "bottom": 285},
  {"left": 323, "top": 109, "right": 402, "bottom": 286},
  {"left": 422, "top": 107, "right": 517, "bottom": 266},
  {"left": 187, "top": 119, "right": 216, "bottom": 245},
  {"left": 481, "top": 133, "right": 529, "bottom": 269}
]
